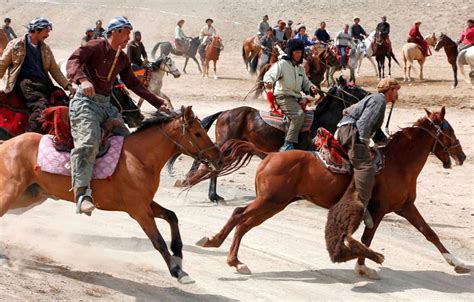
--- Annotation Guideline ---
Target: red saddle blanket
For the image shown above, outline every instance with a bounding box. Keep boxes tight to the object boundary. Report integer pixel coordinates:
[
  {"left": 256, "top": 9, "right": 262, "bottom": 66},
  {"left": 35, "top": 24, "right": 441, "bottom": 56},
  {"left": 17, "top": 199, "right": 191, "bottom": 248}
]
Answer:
[
  {"left": 312, "top": 128, "right": 384, "bottom": 175},
  {"left": 259, "top": 110, "right": 314, "bottom": 133},
  {"left": 330, "top": 45, "right": 351, "bottom": 65}
]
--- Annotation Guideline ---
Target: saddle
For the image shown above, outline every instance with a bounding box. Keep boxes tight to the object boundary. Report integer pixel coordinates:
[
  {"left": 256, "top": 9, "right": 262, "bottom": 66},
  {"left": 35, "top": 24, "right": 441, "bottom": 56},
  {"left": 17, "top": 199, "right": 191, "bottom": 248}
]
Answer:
[
  {"left": 259, "top": 110, "right": 314, "bottom": 133},
  {"left": 330, "top": 45, "right": 350, "bottom": 65},
  {"left": 172, "top": 39, "right": 188, "bottom": 55},
  {"left": 133, "top": 67, "right": 152, "bottom": 88},
  {"left": 312, "top": 128, "right": 384, "bottom": 175}
]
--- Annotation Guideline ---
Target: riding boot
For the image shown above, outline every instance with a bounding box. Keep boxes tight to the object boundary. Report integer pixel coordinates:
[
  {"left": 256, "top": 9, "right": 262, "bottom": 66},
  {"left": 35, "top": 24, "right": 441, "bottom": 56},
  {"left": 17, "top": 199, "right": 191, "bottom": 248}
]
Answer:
[
  {"left": 74, "top": 186, "right": 95, "bottom": 215},
  {"left": 363, "top": 208, "right": 374, "bottom": 229}
]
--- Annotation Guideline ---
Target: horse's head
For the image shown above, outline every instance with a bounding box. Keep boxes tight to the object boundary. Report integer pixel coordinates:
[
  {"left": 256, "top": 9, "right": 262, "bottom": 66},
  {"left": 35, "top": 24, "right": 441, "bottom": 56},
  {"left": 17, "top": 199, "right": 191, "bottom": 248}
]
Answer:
[
  {"left": 111, "top": 83, "right": 144, "bottom": 128},
  {"left": 420, "top": 107, "right": 465, "bottom": 168},
  {"left": 212, "top": 35, "right": 224, "bottom": 50},
  {"left": 173, "top": 106, "right": 222, "bottom": 171},
  {"left": 336, "top": 76, "right": 369, "bottom": 104},
  {"left": 425, "top": 32, "right": 437, "bottom": 47},
  {"left": 190, "top": 36, "right": 201, "bottom": 46},
  {"left": 152, "top": 55, "right": 181, "bottom": 78}
]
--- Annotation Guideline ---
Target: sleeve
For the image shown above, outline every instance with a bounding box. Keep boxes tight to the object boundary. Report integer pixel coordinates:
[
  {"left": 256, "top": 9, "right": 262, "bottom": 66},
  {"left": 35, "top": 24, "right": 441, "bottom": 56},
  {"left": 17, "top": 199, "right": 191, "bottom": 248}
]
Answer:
[
  {"left": 258, "top": 22, "right": 263, "bottom": 33},
  {"left": 263, "top": 60, "right": 282, "bottom": 85},
  {"left": 0, "top": 43, "right": 13, "bottom": 79},
  {"left": 408, "top": 27, "right": 416, "bottom": 38},
  {"left": 11, "top": 28, "right": 17, "bottom": 39},
  {"left": 66, "top": 43, "right": 95, "bottom": 84},
  {"left": 304, "top": 37, "right": 315, "bottom": 46},
  {"left": 356, "top": 98, "right": 385, "bottom": 142},
  {"left": 361, "top": 26, "right": 367, "bottom": 36},
  {"left": 126, "top": 43, "right": 133, "bottom": 60},
  {"left": 48, "top": 50, "right": 70, "bottom": 89},
  {"left": 350, "top": 26, "right": 355, "bottom": 38},
  {"left": 141, "top": 43, "right": 148, "bottom": 59},
  {"left": 119, "top": 57, "right": 164, "bottom": 109},
  {"left": 457, "top": 31, "right": 465, "bottom": 43},
  {"left": 301, "top": 67, "right": 314, "bottom": 93}
]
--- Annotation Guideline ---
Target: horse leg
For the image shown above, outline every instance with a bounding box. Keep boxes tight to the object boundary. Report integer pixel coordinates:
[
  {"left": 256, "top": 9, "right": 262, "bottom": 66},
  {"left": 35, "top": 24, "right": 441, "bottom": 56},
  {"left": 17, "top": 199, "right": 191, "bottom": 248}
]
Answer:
[
  {"left": 151, "top": 202, "right": 183, "bottom": 260},
  {"left": 213, "top": 60, "right": 218, "bottom": 80},
  {"left": 387, "top": 56, "right": 392, "bottom": 78},
  {"left": 183, "top": 57, "right": 189, "bottom": 74},
  {"left": 419, "top": 60, "right": 424, "bottom": 80},
  {"left": 208, "top": 176, "right": 224, "bottom": 203},
  {"left": 191, "top": 56, "right": 202, "bottom": 73},
  {"left": 131, "top": 208, "right": 195, "bottom": 284},
  {"left": 452, "top": 64, "right": 458, "bottom": 89},
  {"left": 396, "top": 203, "right": 470, "bottom": 274}
]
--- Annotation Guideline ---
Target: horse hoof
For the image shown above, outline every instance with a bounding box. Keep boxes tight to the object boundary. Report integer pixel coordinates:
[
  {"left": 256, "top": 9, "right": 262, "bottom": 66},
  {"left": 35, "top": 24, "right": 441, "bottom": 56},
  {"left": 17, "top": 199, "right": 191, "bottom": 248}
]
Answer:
[
  {"left": 174, "top": 180, "right": 185, "bottom": 188},
  {"left": 217, "top": 199, "right": 227, "bottom": 206},
  {"left": 355, "top": 264, "right": 380, "bottom": 280},
  {"left": 375, "top": 253, "right": 385, "bottom": 264},
  {"left": 178, "top": 274, "right": 195, "bottom": 285},
  {"left": 214, "top": 75, "right": 218, "bottom": 80},
  {"left": 454, "top": 265, "right": 470, "bottom": 274},
  {"left": 195, "top": 236, "right": 210, "bottom": 247},
  {"left": 236, "top": 264, "right": 252, "bottom": 275}
]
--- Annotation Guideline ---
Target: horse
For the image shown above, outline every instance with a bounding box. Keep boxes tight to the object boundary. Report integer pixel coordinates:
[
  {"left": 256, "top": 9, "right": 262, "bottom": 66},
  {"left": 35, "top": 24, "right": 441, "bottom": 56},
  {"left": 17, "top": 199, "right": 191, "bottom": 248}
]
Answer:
[
  {"left": 194, "top": 107, "right": 470, "bottom": 278},
  {"left": 434, "top": 33, "right": 459, "bottom": 88},
  {"left": 325, "top": 44, "right": 360, "bottom": 85},
  {"left": 402, "top": 33, "right": 437, "bottom": 81},
  {"left": 150, "top": 37, "right": 201, "bottom": 74},
  {"left": 200, "top": 36, "right": 224, "bottom": 79},
  {"left": 0, "top": 30, "right": 8, "bottom": 56},
  {"left": 374, "top": 32, "right": 401, "bottom": 80},
  {"left": 0, "top": 106, "right": 222, "bottom": 284},
  {"left": 456, "top": 47, "right": 474, "bottom": 89},
  {"left": 242, "top": 35, "right": 261, "bottom": 74},
  {"left": 170, "top": 78, "right": 386, "bottom": 202},
  {"left": 352, "top": 32, "right": 379, "bottom": 78},
  {"left": 305, "top": 46, "right": 328, "bottom": 89}
]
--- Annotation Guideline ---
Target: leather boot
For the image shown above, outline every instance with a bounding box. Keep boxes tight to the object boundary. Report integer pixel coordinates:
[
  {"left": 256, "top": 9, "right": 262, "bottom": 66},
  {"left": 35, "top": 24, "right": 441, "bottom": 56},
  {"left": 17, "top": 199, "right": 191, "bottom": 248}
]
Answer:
[
  {"left": 74, "top": 187, "right": 95, "bottom": 215},
  {"left": 363, "top": 209, "right": 374, "bottom": 229}
]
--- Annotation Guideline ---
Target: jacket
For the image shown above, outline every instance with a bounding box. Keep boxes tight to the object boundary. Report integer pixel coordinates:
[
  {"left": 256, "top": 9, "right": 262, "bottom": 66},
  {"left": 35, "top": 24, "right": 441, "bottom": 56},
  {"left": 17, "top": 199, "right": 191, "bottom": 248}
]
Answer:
[
  {"left": 0, "top": 34, "right": 70, "bottom": 94},
  {"left": 263, "top": 59, "right": 313, "bottom": 98}
]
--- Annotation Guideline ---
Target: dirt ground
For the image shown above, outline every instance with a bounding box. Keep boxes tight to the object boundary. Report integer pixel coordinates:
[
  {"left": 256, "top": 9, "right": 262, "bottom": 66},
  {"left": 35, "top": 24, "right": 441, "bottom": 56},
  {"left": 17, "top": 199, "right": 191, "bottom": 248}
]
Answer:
[{"left": 0, "top": 0, "right": 473, "bottom": 301}]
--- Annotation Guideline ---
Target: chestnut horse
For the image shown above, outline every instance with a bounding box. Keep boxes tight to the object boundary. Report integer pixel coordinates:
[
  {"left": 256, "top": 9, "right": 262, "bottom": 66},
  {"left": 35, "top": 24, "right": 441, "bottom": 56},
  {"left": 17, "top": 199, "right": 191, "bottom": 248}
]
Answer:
[
  {"left": 434, "top": 33, "right": 459, "bottom": 88},
  {"left": 201, "top": 36, "right": 223, "bottom": 79},
  {"left": 0, "top": 30, "right": 7, "bottom": 56},
  {"left": 0, "top": 106, "right": 222, "bottom": 284},
  {"left": 242, "top": 35, "right": 261, "bottom": 74},
  {"left": 195, "top": 107, "right": 470, "bottom": 278}
]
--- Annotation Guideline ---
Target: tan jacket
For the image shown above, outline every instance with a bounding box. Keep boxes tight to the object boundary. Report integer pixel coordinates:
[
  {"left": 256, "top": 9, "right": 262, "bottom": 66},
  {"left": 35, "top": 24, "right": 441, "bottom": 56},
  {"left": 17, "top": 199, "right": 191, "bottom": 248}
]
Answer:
[{"left": 0, "top": 34, "right": 70, "bottom": 94}]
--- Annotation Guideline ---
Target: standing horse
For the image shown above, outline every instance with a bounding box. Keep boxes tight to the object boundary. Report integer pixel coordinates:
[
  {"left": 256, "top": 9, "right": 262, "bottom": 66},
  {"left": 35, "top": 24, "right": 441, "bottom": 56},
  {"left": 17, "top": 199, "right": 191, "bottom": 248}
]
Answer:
[
  {"left": 353, "top": 32, "right": 379, "bottom": 78},
  {"left": 0, "top": 107, "right": 222, "bottom": 284},
  {"left": 325, "top": 45, "right": 360, "bottom": 85},
  {"left": 456, "top": 47, "right": 474, "bottom": 88},
  {"left": 200, "top": 36, "right": 223, "bottom": 79},
  {"left": 434, "top": 33, "right": 459, "bottom": 88},
  {"left": 374, "top": 32, "right": 401, "bottom": 80},
  {"left": 194, "top": 108, "right": 470, "bottom": 278},
  {"left": 402, "top": 33, "right": 437, "bottom": 81},
  {"left": 242, "top": 36, "right": 261, "bottom": 74},
  {"left": 150, "top": 37, "right": 201, "bottom": 74}
]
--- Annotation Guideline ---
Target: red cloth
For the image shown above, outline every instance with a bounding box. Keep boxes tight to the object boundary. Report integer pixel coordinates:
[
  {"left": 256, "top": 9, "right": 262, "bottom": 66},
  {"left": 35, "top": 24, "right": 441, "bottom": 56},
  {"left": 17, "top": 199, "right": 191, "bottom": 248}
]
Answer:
[
  {"left": 0, "top": 92, "right": 29, "bottom": 136},
  {"left": 314, "top": 128, "right": 349, "bottom": 166},
  {"left": 458, "top": 27, "right": 474, "bottom": 45},
  {"left": 408, "top": 25, "right": 429, "bottom": 55},
  {"left": 40, "top": 106, "right": 74, "bottom": 151}
]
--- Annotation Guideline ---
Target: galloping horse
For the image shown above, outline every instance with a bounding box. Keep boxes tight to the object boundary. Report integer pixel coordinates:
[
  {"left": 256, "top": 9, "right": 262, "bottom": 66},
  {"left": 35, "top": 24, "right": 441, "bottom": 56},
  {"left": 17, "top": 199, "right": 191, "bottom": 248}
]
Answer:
[
  {"left": 434, "top": 33, "right": 459, "bottom": 88},
  {"left": 150, "top": 37, "right": 201, "bottom": 73},
  {"left": 242, "top": 35, "right": 261, "bottom": 74},
  {"left": 374, "top": 32, "right": 401, "bottom": 80},
  {"left": 457, "top": 47, "right": 474, "bottom": 88},
  {"left": 195, "top": 108, "right": 470, "bottom": 278},
  {"left": 402, "top": 33, "right": 437, "bottom": 81},
  {"left": 170, "top": 79, "right": 386, "bottom": 202},
  {"left": 0, "top": 106, "right": 222, "bottom": 284},
  {"left": 200, "top": 35, "right": 224, "bottom": 79}
]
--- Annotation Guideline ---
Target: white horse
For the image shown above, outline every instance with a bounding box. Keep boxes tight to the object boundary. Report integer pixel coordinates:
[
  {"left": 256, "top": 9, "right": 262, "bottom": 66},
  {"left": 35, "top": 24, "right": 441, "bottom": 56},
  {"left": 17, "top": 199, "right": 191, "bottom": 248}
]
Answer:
[
  {"left": 352, "top": 32, "right": 378, "bottom": 78},
  {"left": 457, "top": 47, "right": 474, "bottom": 88}
]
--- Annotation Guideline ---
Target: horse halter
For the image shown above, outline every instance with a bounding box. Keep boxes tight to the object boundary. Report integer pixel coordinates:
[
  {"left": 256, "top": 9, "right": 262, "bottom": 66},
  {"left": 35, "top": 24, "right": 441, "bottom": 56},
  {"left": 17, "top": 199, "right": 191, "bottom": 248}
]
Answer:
[
  {"left": 414, "top": 117, "right": 460, "bottom": 155},
  {"left": 111, "top": 84, "right": 140, "bottom": 114}
]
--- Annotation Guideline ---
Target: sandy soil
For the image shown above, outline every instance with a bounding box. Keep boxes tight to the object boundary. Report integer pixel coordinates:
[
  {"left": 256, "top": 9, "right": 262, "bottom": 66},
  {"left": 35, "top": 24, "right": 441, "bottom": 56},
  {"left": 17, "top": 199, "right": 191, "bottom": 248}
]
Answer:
[{"left": 0, "top": 0, "right": 473, "bottom": 301}]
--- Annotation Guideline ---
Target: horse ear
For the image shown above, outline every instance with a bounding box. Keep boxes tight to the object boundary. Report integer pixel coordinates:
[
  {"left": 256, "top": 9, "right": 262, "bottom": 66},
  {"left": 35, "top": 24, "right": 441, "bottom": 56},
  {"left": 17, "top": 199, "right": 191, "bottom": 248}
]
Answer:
[
  {"left": 424, "top": 108, "right": 432, "bottom": 116},
  {"left": 440, "top": 106, "right": 446, "bottom": 119},
  {"left": 183, "top": 106, "right": 194, "bottom": 121}
]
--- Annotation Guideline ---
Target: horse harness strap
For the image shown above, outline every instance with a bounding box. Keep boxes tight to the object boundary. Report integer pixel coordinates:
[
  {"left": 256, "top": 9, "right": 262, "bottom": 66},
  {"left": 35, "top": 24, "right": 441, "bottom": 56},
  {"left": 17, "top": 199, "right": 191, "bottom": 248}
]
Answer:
[{"left": 414, "top": 118, "right": 460, "bottom": 155}]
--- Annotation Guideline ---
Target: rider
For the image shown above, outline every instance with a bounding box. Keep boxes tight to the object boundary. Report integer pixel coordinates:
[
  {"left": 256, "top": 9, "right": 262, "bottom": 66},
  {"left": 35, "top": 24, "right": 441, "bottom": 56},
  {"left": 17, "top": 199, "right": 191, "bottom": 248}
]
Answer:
[
  {"left": 259, "top": 27, "right": 276, "bottom": 67},
  {"left": 257, "top": 15, "right": 270, "bottom": 38},
  {"left": 2, "top": 17, "right": 17, "bottom": 41},
  {"left": 336, "top": 78, "right": 400, "bottom": 229},
  {"left": 81, "top": 28, "right": 94, "bottom": 46},
  {"left": 314, "top": 21, "right": 331, "bottom": 46},
  {"left": 408, "top": 21, "right": 431, "bottom": 56},
  {"left": 376, "top": 16, "right": 391, "bottom": 51},
  {"left": 199, "top": 18, "right": 217, "bottom": 50},
  {"left": 66, "top": 16, "right": 170, "bottom": 215},
  {"left": 92, "top": 20, "right": 105, "bottom": 39},
  {"left": 263, "top": 39, "right": 318, "bottom": 151},
  {"left": 273, "top": 20, "right": 287, "bottom": 43},
  {"left": 335, "top": 24, "right": 353, "bottom": 69},
  {"left": 285, "top": 20, "right": 294, "bottom": 40},
  {"left": 350, "top": 17, "right": 368, "bottom": 44},
  {"left": 0, "top": 17, "right": 75, "bottom": 132},
  {"left": 126, "top": 30, "right": 148, "bottom": 70},
  {"left": 175, "top": 19, "right": 189, "bottom": 53},
  {"left": 294, "top": 24, "right": 316, "bottom": 49},
  {"left": 457, "top": 19, "right": 474, "bottom": 51}
]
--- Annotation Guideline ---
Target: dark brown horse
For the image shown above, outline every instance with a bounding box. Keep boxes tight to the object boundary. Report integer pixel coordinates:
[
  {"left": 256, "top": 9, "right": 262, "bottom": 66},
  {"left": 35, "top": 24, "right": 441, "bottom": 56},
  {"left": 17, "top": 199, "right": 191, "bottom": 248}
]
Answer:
[
  {"left": 150, "top": 37, "right": 202, "bottom": 74},
  {"left": 305, "top": 46, "right": 328, "bottom": 89},
  {"left": 434, "top": 33, "right": 459, "bottom": 88},
  {"left": 194, "top": 107, "right": 469, "bottom": 278},
  {"left": 170, "top": 79, "right": 387, "bottom": 202},
  {"left": 0, "top": 106, "right": 222, "bottom": 284},
  {"left": 374, "top": 32, "right": 401, "bottom": 79}
]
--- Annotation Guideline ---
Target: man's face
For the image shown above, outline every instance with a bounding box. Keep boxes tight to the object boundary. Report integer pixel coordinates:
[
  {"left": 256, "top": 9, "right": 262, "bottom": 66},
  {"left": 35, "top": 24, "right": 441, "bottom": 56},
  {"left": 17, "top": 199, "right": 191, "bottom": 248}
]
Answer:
[
  {"left": 468, "top": 21, "right": 473, "bottom": 28},
  {"left": 354, "top": 19, "right": 359, "bottom": 24},
  {"left": 112, "top": 27, "right": 131, "bottom": 48},
  {"left": 207, "top": 21, "right": 212, "bottom": 27},
  {"left": 292, "top": 50, "right": 303, "bottom": 62},
  {"left": 86, "top": 31, "right": 93, "bottom": 38},
  {"left": 135, "top": 33, "right": 141, "bottom": 42},
  {"left": 266, "top": 30, "right": 273, "bottom": 38},
  {"left": 321, "top": 22, "right": 326, "bottom": 29},
  {"left": 97, "top": 21, "right": 102, "bottom": 28},
  {"left": 386, "top": 87, "right": 399, "bottom": 102},
  {"left": 5, "top": 21, "right": 10, "bottom": 26},
  {"left": 263, "top": 17, "right": 268, "bottom": 22},
  {"left": 344, "top": 25, "right": 349, "bottom": 32},
  {"left": 32, "top": 28, "right": 50, "bottom": 43},
  {"left": 299, "top": 28, "right": 306, "bottom": 35}
]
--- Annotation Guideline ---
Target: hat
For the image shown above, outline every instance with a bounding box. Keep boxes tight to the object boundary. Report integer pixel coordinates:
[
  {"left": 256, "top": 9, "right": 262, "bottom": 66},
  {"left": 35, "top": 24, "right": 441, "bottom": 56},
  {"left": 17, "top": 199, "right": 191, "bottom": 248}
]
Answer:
[
  {"left": 28, "top": 17, "right": 52, "bottom": 31},
  {"left": 288, "top": 20, "right": 293, "bottom": 25},
  {"left": 85, "top": 28, "right": 94, "bottom": 33},
  {"left": 107, "top": 16, "right": 133, "bottom": 33},
  {"left": 263, "top": 15, "right": 268, "bottom": 19},
  {"left": 353, "top": 16, "right": 360, "bottom": 21},
  {"left": 284, "top": 39, "right": 305, "bottom": 64},
  {"left": 206, "top": 18, "right": 213, "bottom": 23},
  {"left": 177, "top": 19, "right": 185, "bottom": 25},
  {"left": 296, "top": 24, "right": 306, "bottom": 31},
  {"left": 381, "top": 16, "right": 387, "bottom": 20},
  {"left": 278, "top": 20, "right": 286, "bottom": 26},
  {"left": 266, "top": 27, "right": 273, "bottom": 32},
  {"left": 414, "top": 20, "right": 422, "bottom": 24},
  {"left": 377, "top": 78, "right": 400, "bottom": 93}
]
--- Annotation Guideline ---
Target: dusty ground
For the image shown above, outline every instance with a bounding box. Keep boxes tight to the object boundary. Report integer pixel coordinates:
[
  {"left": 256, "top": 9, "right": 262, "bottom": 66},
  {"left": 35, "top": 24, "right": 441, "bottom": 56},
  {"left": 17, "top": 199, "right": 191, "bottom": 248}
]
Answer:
[{"left": 0, "top": 0, "right": 473, "bottom": 301}]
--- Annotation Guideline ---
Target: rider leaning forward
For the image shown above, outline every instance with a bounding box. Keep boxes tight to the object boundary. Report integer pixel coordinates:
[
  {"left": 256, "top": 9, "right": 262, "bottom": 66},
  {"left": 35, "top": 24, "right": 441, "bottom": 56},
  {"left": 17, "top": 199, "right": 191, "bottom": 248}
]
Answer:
[
  {"left": 336, "top": 78, "right": 400, "bottom": 229},
  {"left": 66, "top": 16, "right": 170, "bottom": 214}
]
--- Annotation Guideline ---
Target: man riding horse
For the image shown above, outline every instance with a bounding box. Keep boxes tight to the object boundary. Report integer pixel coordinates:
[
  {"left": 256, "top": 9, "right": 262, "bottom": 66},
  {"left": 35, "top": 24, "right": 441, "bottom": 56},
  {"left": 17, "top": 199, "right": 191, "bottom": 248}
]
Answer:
[
  {"left": 263, "top": 39, "right": 318, "bottom": 151},
  {"left": 127, "top": 30, "right": 148, "bottom": 70},
  {"left": 175, "top": 19, "right": 190, "bottom": 54},
  {"left": 350, "top": 17, "right": 368, "bottom": 44},
  {"left": 66, "top": 16, "right": 170, "bottom": 215},
  {"left": 408, "top": 21, "right": 431, "bottom": 57},
  {"left": 376, "top": 16, "right": 391, "bottom": 52},
  {"left": 257, "top": 15, "right": 270, "bottom": 38},
  {"left": 198, "top": 18, "right": 217, "bottom": 55},
  {"left": 336, "top": 78, "right": 400, "bottom": 229},
  {"left": 457, "top": 19, "right": 474, "bottom": 51},
  {"left": 0, "top": 17, "right": 75, "bottom": 132}
]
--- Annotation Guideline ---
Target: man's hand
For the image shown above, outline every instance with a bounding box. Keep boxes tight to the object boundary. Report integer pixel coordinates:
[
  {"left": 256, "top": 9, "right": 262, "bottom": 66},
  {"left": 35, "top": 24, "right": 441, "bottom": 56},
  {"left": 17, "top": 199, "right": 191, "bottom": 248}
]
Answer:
[
  {"left": 310, "top": 85, "right": 319, "bottom": 94},
  {"left": 265, "top": 82, "right": 273, "bottom": 91},
  {"left": 66, "top": 84, "right": 76, "bottom": 98},
  {"left": 143, "top": 58, "right": 149, "bottom": 65},
  {"left": 80, "top": 80, "right": 95, "bottom": 97}
]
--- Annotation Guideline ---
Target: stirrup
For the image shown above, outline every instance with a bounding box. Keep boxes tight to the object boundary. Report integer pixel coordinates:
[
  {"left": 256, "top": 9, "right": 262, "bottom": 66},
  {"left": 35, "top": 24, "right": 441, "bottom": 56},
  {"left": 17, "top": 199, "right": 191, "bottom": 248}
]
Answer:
[{"left": 76, "top": 188, "right": 95, "bottom": 214}]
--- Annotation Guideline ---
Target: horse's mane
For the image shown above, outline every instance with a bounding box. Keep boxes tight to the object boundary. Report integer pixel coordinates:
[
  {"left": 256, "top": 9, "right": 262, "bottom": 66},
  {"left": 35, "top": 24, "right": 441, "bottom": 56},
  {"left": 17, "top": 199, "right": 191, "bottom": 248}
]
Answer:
[
  {"left": 133, "top": 112, "right": 181, "bottom": 134},
  {"left": 382, "top": 116, "right": 428, "bottom": 152}
]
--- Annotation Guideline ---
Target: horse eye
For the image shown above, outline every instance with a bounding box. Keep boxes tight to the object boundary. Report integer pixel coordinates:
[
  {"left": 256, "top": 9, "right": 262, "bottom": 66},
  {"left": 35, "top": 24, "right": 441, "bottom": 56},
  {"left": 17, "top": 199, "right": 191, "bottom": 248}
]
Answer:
[{"left": 195, "top": 132, "right": 202, "bottom": 137}]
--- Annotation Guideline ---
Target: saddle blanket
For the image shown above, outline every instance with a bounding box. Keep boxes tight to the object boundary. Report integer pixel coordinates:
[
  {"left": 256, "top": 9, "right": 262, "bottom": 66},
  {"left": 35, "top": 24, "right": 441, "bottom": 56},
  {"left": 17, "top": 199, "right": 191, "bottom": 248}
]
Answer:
[
  {"left": 36, "top": 135, "right": 124, "bottom": 179},
  {"left": 311, "top": 148, "right": 384, "bottom": 175},
  {"left": 259, "top": 110, "right": 313, "bottom": 133}
]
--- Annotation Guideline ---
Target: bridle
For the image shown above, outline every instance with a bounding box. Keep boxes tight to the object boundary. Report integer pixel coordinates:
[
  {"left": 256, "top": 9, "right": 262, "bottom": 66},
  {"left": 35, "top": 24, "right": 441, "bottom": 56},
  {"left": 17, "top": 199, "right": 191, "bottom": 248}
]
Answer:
[
  {"left": 158, "top": 115, "right": 221, "bottom": 166},
  {"left": 414, "top": 117, "right": 460, "bottom": 155},
  {"left": 111, "top": 84, "right": 141, "bottom": 114}
]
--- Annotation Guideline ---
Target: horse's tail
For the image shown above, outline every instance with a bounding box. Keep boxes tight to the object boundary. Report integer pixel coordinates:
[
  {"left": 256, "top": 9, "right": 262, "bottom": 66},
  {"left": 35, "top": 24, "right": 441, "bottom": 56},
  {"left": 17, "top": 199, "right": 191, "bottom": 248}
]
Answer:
[
  {"left": 254, "top": 63, "right": 271, "bottom": 97},
  {"left": 242, "top": 45, "right": 247, "bottom": 66},
  {"left": 151, "top": 42, "right": 163, "bottom": 60},
  {"left": 183, "top": 139, "right": 269, "bottom": 187},
  {"left": 249, "top": 54, "right": 259, "bottom": 75},
  {"left": 390, "top": 51, "right": 401, "bottom": 67},
  {"left": 166, "top": 111, "right": 225, "bottom": 175}
]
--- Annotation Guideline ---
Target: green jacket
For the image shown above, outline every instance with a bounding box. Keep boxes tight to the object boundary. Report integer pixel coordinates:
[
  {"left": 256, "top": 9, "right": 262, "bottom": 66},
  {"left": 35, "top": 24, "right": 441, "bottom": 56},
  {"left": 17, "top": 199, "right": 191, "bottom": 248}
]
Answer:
[{"left": 263, "top": 59, "right": 313, "bottom": 98}]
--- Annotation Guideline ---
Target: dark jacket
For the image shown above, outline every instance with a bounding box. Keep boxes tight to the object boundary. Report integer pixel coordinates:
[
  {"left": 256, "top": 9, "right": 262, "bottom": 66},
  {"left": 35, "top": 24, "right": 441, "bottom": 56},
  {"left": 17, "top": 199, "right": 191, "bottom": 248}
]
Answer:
[
  {"left": 376, "top": 22, "right": 390, "bottom": 36},
  {"left": 350, "top": 24, "right": 367, "bottom": 40},
  {"left": 314, "top": 28, "right": 330, "bottom": 43}
]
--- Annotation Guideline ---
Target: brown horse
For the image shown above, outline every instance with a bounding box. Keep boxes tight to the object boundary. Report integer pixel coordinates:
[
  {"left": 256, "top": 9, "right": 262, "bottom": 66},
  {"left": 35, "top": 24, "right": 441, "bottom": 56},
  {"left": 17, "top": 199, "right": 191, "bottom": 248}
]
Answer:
[
  {"left": 0, "top": 30, "right": 8, "bottom": 56},
  {"left": 201, "top": 36, "right": 223, "bottom": 79},
  {"left": 374, "top": 32, "right": 401, "bottom": 80},
  {"left": 195, "top": 107, "right": 470, "bottom": 278},
  {"left": 434, "top": 33, "right": 459, "bottom": 88},
  {"left": 305, "top": 45, "right": 328, "bottom": 89},
  {"left": 242, "top": 35, "right": 261, "bottom": 74},
  {"left": 0, "top": 106, "right": 222, "bottom": 284}
]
